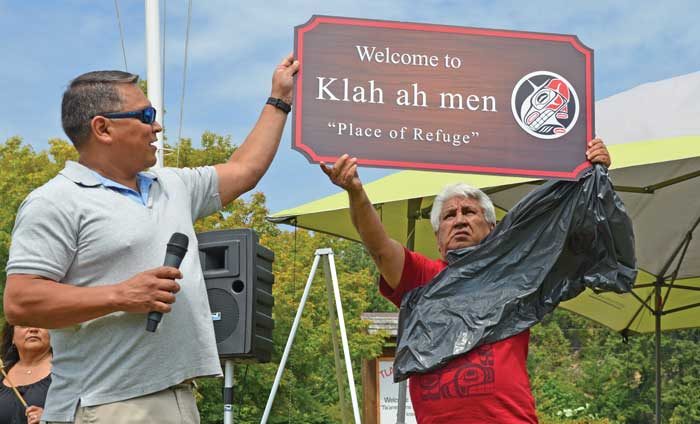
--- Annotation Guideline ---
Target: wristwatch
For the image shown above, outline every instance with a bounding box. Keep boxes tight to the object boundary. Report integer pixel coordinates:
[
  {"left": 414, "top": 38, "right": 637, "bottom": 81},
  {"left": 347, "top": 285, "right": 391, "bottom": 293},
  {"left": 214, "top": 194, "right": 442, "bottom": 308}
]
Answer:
[{"left": 266, "top": 97, "right": 292, "bottom": 114}]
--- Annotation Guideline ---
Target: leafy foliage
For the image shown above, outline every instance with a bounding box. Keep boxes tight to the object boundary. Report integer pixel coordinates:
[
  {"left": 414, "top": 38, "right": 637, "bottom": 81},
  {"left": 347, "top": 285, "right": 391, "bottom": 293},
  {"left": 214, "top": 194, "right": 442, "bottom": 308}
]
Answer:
[{"left": 0, "top": 137, "right": 77, "bottom": 316}]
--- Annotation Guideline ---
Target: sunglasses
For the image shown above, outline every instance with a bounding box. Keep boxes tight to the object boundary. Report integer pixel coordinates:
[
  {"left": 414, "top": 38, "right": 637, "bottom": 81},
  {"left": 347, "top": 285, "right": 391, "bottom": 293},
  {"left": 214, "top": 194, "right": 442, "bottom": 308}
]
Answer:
[{"left": 100, "top": 106, "right": 157, "bottom": 124}]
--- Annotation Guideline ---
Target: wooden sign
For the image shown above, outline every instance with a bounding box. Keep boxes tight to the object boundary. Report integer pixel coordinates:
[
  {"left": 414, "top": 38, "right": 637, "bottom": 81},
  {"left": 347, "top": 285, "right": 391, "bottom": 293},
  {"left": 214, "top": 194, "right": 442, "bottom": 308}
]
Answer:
[{"left": 293, "top": 16, "right": 594, "bottom": 180}]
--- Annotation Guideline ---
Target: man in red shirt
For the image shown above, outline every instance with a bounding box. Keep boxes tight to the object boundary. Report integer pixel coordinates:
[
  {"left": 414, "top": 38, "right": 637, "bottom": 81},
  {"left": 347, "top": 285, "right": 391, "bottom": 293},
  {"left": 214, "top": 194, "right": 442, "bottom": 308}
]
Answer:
[{"left": 320, "top": 139, "right": 611, "bottom": 423}]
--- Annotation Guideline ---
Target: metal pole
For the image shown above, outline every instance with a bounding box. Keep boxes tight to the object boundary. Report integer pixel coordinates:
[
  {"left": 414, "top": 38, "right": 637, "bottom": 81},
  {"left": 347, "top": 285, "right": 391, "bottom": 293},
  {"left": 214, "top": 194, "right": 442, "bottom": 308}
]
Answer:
[
  {"left": 261, "top": 253, "right": 323, "bottom": 423},
  {"left": 224, "top": 360, "right": 234, "bottom": 424},
  {"left": 655, "top": 279, "right": 662, "bottom": 424},
  {"left": 326, "top": 251, "right": 362, "bottom": 424},
  {"left": 396, "top": 202, "right": 420, "bottom": 424},
  {"left": 323, "top": 255, "right": 351, "bottom": 424},
  {"left": 145, "top": 0, "right": 164, "bottom": 167},
  {"left": 397, "top": 381, "right": 407, "bottom": 424}
]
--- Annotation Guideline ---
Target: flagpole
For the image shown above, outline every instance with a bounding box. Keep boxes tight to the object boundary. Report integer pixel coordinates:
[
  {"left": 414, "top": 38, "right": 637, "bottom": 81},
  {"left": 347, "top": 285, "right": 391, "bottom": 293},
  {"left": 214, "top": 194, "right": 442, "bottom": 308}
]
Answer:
[{"left": 145, "top": 0, "right": 164, "bottom": 168}]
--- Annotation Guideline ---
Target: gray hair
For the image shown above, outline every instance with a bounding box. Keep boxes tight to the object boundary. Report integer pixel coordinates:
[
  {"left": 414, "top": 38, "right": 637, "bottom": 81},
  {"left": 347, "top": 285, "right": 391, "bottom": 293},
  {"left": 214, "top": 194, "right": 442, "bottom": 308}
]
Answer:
[
  {"left": 61, "top": 70, "right": 139, "bottom": 147},
  {"left": 429, "top": 183, "right": 497, "bottom": 231}
]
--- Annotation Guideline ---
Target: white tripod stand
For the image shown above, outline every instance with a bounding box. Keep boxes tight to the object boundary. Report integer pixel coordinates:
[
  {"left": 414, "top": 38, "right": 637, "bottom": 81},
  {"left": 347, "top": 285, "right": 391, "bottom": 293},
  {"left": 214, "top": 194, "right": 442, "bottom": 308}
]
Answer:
[
  {"left": 261, "top": 248, "right": 361, "bottom": 424},
  {"left": 223, "top": 360, "right": 234, "bottom": 424}
]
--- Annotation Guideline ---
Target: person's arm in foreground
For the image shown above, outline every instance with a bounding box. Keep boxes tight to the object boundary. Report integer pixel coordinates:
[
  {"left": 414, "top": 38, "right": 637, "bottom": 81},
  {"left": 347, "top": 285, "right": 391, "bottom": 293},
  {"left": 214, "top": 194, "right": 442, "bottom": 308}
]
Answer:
[
  {"left": 321, "top": 154, "right": 405, "bottom": 288},
  {"left": 4, "top": 267, "right": 182, "bottom": 329},
  {"left": 215, "top": 54, "right": 300, "bottom": 206}
]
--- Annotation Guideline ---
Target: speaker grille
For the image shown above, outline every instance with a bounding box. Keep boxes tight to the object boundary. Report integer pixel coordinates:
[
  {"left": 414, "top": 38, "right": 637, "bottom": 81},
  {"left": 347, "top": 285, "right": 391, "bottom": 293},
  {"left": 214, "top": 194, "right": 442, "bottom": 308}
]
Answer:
[{"left": 207, "top": 288, "right": 239, "bottom": 343}]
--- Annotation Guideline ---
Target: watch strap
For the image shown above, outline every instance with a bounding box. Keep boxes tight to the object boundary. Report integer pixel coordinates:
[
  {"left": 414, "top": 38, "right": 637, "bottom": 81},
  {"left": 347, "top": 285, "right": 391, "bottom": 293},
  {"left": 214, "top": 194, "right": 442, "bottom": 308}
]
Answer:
[{"left": 266, "top": 97, "right": 291, "bottom": 114}]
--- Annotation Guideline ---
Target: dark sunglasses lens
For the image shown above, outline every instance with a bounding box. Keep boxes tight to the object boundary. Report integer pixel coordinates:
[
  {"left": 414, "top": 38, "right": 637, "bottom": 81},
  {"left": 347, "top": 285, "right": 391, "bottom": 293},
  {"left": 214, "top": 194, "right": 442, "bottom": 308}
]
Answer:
[{"left": 143, "top": 107, "right": 156, "bottom": 124}]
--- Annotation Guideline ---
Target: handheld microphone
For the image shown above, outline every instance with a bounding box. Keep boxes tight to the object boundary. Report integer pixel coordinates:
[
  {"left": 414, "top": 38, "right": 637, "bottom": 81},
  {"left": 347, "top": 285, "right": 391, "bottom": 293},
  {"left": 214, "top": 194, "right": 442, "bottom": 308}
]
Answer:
[{"left": 146, "top": 232, "right": 189, "bottom": 332}]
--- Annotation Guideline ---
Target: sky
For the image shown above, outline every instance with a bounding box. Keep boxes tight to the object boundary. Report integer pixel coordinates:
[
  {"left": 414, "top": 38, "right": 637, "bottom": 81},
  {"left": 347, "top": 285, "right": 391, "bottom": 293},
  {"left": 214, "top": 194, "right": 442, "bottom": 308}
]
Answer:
[{"left": 1, "top": 0, "right": 699, "bottom": 215}]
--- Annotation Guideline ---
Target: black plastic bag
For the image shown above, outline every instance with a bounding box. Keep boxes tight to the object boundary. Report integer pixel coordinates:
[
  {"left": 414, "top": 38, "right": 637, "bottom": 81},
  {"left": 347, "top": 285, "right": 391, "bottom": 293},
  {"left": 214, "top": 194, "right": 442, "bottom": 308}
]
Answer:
[{"left": 394, "top": 165, "right": 637, "bottom": 382}]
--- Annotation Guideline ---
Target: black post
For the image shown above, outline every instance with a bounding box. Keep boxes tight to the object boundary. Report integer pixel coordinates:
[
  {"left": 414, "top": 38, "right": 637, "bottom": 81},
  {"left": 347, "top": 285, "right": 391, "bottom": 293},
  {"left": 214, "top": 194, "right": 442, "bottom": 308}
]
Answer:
[
  {"left": 396, "top": 198, "right": 422, "bottom": 424},
  {"left": 654, "top": 279, "right": 662, "bottom": 424}
]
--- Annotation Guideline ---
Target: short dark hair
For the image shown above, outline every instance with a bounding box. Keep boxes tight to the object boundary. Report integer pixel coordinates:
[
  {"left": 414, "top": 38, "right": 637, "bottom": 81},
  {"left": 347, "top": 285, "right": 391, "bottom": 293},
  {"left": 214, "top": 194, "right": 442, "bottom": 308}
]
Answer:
[
  {"left": 0, "top": 322, "right": 19, "bottom": 371},
  {"left": 61, "top": 70, "right": 139, "bottom": 147}
]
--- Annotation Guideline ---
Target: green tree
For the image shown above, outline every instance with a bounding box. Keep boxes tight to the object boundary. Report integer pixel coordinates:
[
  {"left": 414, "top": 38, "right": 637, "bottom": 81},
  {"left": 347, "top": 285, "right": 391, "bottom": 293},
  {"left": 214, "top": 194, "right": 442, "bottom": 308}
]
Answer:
[
  {"left": 0, "top": 137, "right": 77, "bottom": 316},
  {"left": 529, "top": 313, "right": 588, "bottom": 419}
]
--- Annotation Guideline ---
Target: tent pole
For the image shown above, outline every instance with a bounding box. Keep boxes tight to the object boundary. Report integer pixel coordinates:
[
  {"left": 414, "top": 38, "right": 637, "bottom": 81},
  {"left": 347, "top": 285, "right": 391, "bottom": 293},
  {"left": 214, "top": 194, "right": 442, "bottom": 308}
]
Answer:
[
  {"left": 650, "top": 215, "right": 698, "bottom": 424},
  {"left": 655, "top": 278, "right": 662, "bottom": 424},
  {"left": 396, "top": 198, "right": 422, "bottom": 424}
]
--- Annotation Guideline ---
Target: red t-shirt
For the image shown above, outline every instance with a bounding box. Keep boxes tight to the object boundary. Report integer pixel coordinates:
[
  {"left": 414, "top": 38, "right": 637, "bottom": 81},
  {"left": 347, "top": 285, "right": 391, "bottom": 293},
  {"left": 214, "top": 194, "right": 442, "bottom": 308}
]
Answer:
[{"left": 379, "top": 248, "right": 538, "bottom": 423}]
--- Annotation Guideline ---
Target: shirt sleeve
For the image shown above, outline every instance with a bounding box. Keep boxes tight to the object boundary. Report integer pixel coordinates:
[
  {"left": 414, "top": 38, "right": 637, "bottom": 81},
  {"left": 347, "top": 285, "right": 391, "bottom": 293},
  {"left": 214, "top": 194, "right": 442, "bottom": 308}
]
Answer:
[
  {"left": 378, "top": 247, "right": 446, "bottom": 308},
  {"left": 170, "top": 166, "right": 222, "bottom": 219},
  {"left": 6, "top": 196, "right": 77, "bottom": 281}
]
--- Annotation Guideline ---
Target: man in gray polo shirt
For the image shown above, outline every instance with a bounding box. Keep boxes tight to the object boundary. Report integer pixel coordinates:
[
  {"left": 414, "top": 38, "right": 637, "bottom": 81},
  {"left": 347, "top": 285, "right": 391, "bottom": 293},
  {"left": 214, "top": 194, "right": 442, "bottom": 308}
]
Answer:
[{"left": 3, "top": 54, "right": 299, "bottom": 423}]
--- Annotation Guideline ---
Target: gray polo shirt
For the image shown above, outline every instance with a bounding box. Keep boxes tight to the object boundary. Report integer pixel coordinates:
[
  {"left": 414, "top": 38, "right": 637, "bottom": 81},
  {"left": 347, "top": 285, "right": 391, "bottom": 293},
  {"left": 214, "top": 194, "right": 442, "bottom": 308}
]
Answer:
[{"left": 6, "top": 161, "right": 223, "bottom": 421}]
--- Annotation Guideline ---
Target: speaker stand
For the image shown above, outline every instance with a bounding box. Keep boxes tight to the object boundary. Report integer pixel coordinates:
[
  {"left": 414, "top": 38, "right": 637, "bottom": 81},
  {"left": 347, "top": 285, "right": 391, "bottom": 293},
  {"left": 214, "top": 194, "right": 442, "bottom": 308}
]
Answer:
[
  {"left": 260, "top": 248, "right": 361, "bottom": 424},
  {"left": 224, "top": 360, "right": 234, "bottom": 424}
]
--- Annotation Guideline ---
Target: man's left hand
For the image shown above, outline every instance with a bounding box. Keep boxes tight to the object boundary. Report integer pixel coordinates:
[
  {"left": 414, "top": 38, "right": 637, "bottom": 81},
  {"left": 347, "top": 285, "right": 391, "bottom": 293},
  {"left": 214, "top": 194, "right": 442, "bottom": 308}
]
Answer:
[
  {"left": 586, "top": 138, "right": 611, "bottom": 168},
  {"left": 270, "top": 53, "right": 299, "bottom": 105}
]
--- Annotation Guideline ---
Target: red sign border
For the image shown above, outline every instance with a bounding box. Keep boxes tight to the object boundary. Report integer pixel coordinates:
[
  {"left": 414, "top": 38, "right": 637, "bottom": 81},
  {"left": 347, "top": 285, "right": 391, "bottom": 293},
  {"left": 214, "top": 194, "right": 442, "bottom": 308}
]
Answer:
[{"left": 293, "top": 15, "right": 595, "bottom": 179}]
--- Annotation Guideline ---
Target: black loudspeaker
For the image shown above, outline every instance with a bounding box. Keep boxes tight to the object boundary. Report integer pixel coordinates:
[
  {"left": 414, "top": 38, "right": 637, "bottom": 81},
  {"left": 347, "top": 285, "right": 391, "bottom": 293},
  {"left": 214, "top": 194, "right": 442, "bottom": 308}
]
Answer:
[{"left": 197, "top": 229, "right": 275, "bottom": 362}]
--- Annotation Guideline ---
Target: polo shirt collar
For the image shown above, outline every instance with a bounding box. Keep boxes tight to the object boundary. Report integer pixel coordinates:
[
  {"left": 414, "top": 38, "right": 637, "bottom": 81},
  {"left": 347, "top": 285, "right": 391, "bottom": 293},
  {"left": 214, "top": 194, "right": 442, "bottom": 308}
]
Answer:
[{"left": 59, "top": 161, "right": 158, "bottom": 187}]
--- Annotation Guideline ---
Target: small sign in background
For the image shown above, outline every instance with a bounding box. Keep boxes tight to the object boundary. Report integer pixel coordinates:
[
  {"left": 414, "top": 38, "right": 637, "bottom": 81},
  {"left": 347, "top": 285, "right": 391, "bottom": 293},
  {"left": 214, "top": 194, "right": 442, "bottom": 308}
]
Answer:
[{"left": 378, "top": 358, "right": 417, "bottom": 424}]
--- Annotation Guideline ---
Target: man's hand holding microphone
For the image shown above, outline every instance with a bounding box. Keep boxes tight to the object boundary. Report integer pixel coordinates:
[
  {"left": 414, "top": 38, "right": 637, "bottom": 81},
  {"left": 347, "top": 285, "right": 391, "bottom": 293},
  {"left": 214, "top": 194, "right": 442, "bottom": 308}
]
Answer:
[{"left": 104, "top": 233, "right": 189, "bottom": 332}]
